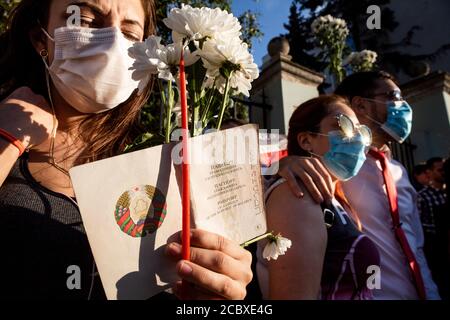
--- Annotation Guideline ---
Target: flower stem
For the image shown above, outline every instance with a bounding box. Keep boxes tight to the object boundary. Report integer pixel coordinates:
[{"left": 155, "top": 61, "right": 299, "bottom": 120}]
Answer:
[
  {"left": 201, "top": 87, "right": 216, "bottom": 128},
  {"left": 191, "top": 64, "right": 198, "bottom": 137},
  {"left": 240, "top": 232, "right": 274, "bottom": 248},
  {"left": 193, "top": 106, "right": 201, "bottom": 136},
  {"left": 165, "top": 81, "right": 174, "bottom": 144},
  {"left": 216, "top": 76, "right": 231, "bottom": 130},
  {"left": 201, "top": 78, "right": 217, "bottom": 126}
]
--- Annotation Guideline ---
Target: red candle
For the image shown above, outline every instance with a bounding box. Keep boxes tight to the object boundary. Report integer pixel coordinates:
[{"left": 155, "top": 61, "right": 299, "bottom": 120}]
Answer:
[{"left": 179, "top": 52, "right": 190, "bottom": 263}]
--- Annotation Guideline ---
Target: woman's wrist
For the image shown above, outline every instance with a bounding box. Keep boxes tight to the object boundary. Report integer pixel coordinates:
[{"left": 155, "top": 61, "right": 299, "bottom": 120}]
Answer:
[
  {"left": 0, "top": 128, "right": 27, "bottom": 156},
  {"left": 0, "top": 138, "right": 21, "bottom": 158}
]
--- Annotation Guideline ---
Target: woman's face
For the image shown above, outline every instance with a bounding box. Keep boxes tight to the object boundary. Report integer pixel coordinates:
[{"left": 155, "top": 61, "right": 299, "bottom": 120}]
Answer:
[
  {"left": 44, "top": 0, "right": 146, "bottom": 64},
  {"left": 308, "top": 102, "right": 361, "bottom": 157}
]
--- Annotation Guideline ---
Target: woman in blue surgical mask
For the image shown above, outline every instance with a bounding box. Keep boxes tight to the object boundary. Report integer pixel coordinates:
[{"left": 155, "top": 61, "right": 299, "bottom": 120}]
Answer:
[
  {"left": 0, "top": 0, "right": 252, "bottom": 300},
  {"left": 257, "top": 95, "right": 380, "bottom": 300}
]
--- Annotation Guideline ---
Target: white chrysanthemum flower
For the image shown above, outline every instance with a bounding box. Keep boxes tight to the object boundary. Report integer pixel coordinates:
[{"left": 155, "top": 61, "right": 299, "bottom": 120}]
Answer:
[
  {"left": 311, "top": 15, "right": 349, "bottom": 39},
  {"left": 199, "top": 38, "right": 259, "bottom": 97},
  {"left": 311, "top": 19, "right": 323, "bottom": 34},
  {"left": 262, "top": 241, "right": 280, "bottom": 261},
  {"left": 262, "top": 235, "right": 292, "bottom": 261},
  {"left": 360, "top": 49, "right": 378, "bottom": 63},
  {"left": 163, "top": 4, "right": 242, "bottom": 44},
  {"left": 323, "top": 15, "right": 333, "bottom": 23},
  {"left": 128, "top": 36, "right": 164, "bottom": 93},
  {"left": 129, "top": 36, "right": 199, "bottom": 86},
  {"left": 344, "top": 50, "right": 378, "bottom": 68},
  {"left": 155, "top": 42, "right": 200, "bottom": 82},
  {"left": 334, "top": 18, "right": 347, "bottom": 28}
]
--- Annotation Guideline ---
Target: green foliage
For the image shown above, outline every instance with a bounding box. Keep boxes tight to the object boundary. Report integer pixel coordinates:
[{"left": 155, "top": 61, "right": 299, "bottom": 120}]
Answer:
[
  {"left": 284, "top": 1, "right": 327, "bottom": 73},
  {"left": 238, "top": 9, "right": 263, "bottom": 50},
  {"left": 0, "top": 0, "right": 20, "bottom": 33}
]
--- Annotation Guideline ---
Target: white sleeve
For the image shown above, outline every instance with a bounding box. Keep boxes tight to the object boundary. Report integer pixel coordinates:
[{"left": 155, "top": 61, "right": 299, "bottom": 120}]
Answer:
[{"left": 395, "top": 161, "right": 441, "bottom": 300}]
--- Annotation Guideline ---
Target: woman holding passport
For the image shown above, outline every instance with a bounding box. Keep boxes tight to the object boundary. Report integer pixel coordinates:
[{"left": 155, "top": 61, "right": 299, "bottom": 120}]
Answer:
[{"left": 0, "top": 0, "right": 252, "bottom": 300}]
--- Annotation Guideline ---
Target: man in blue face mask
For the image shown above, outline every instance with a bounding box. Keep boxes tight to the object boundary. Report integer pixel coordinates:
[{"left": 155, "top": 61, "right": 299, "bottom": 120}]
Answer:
[
  {"left": 343, "top": 73, "right": 413, "bottom": 145},
  {"left": 278, "top": 71, "right": 440, "bottom": 300}
]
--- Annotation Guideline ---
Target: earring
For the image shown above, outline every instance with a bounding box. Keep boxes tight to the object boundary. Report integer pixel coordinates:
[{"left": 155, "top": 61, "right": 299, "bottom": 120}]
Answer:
[{"left": 40, "top": 49, "right": 48, "bottom": 58}]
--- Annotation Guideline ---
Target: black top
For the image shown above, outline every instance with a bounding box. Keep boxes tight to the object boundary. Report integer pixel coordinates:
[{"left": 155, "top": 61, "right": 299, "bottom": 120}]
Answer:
[
  {"left": 320, "top": 200, "right": 380, "bottom": 300},
  {"left": 0, "top": 153, "right": 106, "bottom": 300}
]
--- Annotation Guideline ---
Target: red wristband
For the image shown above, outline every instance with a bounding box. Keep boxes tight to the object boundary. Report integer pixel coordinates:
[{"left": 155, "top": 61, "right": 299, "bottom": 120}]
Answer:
[{"left": 0, "top": 128, "right": 26, "bottom": 156}]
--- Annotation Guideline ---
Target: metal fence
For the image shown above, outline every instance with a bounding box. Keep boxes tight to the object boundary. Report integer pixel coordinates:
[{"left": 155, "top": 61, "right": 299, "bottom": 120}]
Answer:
[{"left": 390, "top": 138, "right": 417, "bottom": 176}]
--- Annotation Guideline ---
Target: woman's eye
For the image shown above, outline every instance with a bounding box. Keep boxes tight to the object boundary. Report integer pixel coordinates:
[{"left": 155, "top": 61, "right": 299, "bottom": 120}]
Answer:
[
  {"left": 123, "top": 32, "right": 140, "bottom": 42},
  {"left": 80, "top": 16, "right": 94, "bottom": 26}
]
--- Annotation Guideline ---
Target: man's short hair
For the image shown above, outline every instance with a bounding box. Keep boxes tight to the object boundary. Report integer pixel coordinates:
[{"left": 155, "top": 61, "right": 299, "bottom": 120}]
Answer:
[
  {"left": 426, "top": 157, "right": 444, "bottom": 170},
  {"left": 335, "top": 71, "right": 399, "bottom": 101}
]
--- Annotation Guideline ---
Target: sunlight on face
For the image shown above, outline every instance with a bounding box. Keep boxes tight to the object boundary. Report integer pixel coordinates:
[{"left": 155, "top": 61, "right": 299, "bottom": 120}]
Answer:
[
  {"left": 45, "top": 0, "right": 146, "bottom": 62},
  {"left": 310, "top": 102, "right": 361, "bottom": 156}
]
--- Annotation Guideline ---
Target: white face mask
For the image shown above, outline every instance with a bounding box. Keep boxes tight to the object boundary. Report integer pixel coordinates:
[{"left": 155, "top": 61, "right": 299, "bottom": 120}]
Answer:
[{"left": 41, "top": 26, "right": 144, "bottom": 114}]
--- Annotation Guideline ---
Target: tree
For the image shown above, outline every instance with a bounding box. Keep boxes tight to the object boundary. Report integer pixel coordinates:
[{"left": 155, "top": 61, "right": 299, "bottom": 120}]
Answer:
[
  {"left": 238, "top": 9, "right": 263, "bottom": 50},
  {"left": 284, "top": 1, "right": 326, "bottom": 72},
  {"left": 283, "top": 0, "right": 449, "bottom": 80}
]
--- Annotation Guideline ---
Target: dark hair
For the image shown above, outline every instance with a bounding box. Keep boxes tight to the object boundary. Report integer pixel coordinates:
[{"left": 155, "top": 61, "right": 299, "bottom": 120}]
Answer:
[
  {"left": 0, "top": 0, "right": 156, "bottom": 164},
  {"left": 413, "top": 164, "right": 429, "bottom": 176},
  {"left": 426, "top": 157, "right": 444, "bottom": 170},
  {"left": 334, "top": 71, "right": 399, "bottom": 102},
  {"left": 287, "top": 94, "right": 350, "bottom": 156}
]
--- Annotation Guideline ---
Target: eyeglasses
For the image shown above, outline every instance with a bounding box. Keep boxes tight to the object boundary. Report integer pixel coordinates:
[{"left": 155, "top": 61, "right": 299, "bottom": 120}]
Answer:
[
  {"left": 368, "top": 90, "right": 404, "bottom": 101},
  {"left": 311, "top": 114, "right": 372, "bottom": 147}
]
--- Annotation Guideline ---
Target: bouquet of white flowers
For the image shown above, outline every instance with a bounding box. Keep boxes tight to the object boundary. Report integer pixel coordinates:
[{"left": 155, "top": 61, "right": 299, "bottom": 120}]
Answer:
[
  {"left": 343, "top": 50, "right": 378, "bottom": 72},
  {"left": 129, "top": 4, "right": 259, "bottom": 142},
  {"left": 128, "top": 5, "right": 291, "bottom": 262},
  {"left": 311, "top": 15, "right": 349, "bottom": 84}
]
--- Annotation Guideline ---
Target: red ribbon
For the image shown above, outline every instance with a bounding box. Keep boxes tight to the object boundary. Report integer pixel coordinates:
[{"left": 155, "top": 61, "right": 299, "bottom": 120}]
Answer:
[{"left": 369, "top": 149, "right": 426, "bottom": 300}]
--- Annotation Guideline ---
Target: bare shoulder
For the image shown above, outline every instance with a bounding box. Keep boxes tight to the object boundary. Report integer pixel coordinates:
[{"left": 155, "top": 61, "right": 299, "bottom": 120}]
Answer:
[
  {"left": 265, "top": 179, "right": 325, "bottom": 233},
  {"left": 266, "top": 179, "right": 320, "bottom": 214}
]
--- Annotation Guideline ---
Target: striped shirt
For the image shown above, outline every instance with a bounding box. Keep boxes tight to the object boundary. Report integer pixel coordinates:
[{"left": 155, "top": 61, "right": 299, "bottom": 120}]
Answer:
[{"left": 418, "top": 186, "right": 447, "bottom": 234}]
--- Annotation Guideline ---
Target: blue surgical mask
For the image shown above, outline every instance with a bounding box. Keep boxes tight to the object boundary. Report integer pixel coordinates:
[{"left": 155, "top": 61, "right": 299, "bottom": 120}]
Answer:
[
  {"left": 381, "top": 101, "right": 413, "bottom": 143},
  {"left": 312, "top": 131, "right": 367, "bottom": 181},
  {"left": 364, "top": 99, "right": 413, "bottom": 143}
]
